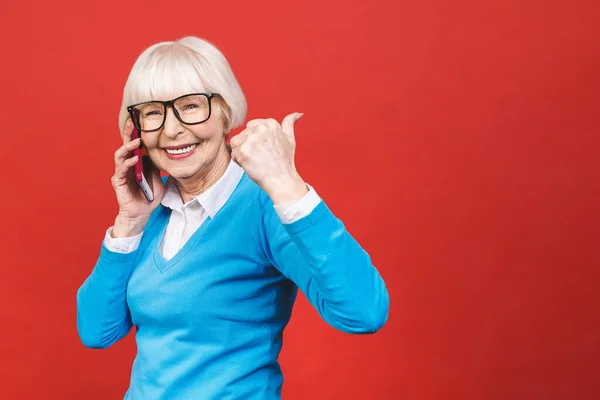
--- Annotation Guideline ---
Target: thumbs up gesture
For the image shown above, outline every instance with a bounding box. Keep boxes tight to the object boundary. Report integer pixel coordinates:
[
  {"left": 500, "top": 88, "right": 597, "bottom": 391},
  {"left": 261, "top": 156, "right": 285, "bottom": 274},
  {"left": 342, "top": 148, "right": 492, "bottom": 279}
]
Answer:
[{"left": 230, "top": 112, "right": 308, "bottom": 205}]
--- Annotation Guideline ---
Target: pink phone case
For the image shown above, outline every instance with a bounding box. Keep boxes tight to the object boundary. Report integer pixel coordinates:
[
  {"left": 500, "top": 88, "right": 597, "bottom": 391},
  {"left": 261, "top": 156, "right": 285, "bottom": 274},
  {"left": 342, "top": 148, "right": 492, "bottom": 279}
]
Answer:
[{"left": 131, "top": 122, "right": 154, "bottom": 202}]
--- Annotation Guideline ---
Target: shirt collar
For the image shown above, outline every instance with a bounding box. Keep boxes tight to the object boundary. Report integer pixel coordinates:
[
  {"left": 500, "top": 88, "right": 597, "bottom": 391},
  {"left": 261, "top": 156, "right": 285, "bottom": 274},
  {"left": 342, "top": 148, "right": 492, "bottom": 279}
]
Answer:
[{"left": 161, "top": 159, "right": 244, "bottom": 218}]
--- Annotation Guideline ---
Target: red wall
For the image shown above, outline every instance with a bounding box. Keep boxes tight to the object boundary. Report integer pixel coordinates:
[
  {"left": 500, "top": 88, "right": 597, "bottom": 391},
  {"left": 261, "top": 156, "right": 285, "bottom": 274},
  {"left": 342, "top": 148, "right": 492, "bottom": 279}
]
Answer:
[{"left": 1, "top": 0, "right": 599, "bottom": 398}]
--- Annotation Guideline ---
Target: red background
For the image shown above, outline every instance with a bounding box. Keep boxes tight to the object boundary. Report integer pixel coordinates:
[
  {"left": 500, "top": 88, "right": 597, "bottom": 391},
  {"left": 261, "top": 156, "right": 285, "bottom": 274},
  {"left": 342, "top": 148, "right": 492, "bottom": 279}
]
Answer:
[{"left": 1, "top": 0, "right": 599, "bottom": 399}]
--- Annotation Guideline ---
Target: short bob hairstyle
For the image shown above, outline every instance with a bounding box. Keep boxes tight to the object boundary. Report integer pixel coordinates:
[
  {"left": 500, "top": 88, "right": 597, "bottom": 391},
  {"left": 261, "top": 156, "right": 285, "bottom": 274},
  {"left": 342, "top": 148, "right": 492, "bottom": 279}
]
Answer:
[{"left": 118, "top": 37, "right": 247, "bottom": 134}]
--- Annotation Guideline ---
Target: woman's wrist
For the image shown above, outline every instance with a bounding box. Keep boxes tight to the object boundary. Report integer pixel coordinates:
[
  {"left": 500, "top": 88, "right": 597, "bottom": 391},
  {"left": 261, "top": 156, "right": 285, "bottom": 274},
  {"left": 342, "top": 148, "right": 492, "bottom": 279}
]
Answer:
[
  {"left": 112, "top": 214, "right": 148, "bottom": 238},
  {"left": 265, "top": 173, "right": 309, "bottom": 205}
]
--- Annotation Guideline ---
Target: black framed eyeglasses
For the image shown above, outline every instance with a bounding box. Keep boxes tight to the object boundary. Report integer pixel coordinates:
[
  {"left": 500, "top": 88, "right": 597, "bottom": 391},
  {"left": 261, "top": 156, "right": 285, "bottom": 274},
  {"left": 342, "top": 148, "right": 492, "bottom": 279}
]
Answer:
[{"left": 127, "top": 93, "right": 222, "bottom": 132}]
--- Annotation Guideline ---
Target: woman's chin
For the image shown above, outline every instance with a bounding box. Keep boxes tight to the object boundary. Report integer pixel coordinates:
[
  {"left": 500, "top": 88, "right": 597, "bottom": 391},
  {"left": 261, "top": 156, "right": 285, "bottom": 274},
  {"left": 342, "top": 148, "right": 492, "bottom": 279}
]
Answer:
[
  {"left": 165, "top": 168, "right": 200, "bottom": 182},
  {"left": 160, "top": 157, "right": 202, "bottom": 180}
]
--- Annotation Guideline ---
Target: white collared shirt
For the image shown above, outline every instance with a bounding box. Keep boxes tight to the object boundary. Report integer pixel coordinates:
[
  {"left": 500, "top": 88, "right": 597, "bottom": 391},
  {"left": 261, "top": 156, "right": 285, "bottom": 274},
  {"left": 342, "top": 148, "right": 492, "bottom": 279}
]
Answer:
[{"left": 104, "top": 160, "right": 321, "bottom": 260}]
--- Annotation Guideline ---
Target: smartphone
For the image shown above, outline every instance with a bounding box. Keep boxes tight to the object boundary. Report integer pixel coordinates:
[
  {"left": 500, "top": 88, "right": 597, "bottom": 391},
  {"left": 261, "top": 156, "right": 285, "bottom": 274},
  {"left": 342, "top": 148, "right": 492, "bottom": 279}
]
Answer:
[{"left": 130, "top": 110, "right": 154, "bottom": 202}]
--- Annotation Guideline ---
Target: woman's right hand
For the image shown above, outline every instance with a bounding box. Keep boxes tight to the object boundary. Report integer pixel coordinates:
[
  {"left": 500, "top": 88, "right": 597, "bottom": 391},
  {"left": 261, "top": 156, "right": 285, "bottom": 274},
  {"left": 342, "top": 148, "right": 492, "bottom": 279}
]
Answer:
[{"left": 111, "top": 119, "right": 165, "bottom": 238}]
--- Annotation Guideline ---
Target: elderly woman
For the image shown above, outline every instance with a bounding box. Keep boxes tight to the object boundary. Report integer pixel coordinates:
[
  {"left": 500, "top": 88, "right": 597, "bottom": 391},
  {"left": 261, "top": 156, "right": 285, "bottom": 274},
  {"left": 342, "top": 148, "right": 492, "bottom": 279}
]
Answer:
[{"left": 76, "top": 36, "right": 389, "bottom": 400}]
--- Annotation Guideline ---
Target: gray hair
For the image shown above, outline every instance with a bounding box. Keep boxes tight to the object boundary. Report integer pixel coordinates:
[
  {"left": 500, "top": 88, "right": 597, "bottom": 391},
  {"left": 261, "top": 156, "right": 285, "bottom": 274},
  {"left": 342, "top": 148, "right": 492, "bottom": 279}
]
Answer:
[{"left": 118, "top": 37, "right": 247, "bottom": 134}]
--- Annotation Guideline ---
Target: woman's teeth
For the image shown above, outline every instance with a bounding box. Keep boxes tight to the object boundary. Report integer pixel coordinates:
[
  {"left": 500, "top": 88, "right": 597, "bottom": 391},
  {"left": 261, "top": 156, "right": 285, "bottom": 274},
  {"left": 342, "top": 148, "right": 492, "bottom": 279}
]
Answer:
[{"left": 165, "top": 144, "right": 197, "bottom": 155}]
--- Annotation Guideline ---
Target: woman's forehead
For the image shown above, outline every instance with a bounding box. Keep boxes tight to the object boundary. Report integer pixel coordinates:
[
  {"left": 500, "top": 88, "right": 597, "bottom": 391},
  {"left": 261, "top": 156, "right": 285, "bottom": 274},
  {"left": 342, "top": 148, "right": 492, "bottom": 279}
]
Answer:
[
  {"left": 132, "top": 59, "right": 208, "bottom": 103},
  {"left": 139, "top": 79, "right": 206, "bottom": 103}
]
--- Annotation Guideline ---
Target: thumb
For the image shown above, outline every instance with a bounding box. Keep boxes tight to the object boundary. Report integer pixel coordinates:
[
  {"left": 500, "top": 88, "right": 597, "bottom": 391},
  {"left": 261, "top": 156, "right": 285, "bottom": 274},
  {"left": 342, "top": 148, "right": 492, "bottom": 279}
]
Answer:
[{"left": 281, "top": 112, "right": 303, "bottom": 142}]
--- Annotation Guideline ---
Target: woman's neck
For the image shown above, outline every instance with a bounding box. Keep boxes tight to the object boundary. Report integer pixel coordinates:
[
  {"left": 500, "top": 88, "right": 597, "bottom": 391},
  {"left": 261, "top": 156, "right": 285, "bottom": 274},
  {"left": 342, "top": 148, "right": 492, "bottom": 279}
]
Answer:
[{"left": 175, "top": 145, "right": 231, "bottom": 203}]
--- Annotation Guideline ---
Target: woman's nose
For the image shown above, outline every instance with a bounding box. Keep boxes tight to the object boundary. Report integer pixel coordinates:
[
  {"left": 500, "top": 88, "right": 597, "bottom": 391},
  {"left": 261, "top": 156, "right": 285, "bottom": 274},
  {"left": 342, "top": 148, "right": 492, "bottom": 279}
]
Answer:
[{"left": 162, "top": 107, "right": 184, "bottom": 138}]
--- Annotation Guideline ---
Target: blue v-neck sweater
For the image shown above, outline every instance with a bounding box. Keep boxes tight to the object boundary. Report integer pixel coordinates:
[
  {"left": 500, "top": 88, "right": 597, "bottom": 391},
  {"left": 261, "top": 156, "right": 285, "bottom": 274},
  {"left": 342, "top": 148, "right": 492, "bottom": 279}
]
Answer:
[{"left": 77, "top": 174, "right": 389, "bottom": 399}]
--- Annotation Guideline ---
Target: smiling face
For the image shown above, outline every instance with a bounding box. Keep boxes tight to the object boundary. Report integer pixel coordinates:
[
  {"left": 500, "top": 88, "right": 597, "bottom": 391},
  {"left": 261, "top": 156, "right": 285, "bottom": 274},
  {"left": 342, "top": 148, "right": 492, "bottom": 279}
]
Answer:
[
  {"left": 119, "top": 38, "right": 248, "bottom": 187},
  {"left": 139, "top": 95, "right": 228, "bottom": 182}
]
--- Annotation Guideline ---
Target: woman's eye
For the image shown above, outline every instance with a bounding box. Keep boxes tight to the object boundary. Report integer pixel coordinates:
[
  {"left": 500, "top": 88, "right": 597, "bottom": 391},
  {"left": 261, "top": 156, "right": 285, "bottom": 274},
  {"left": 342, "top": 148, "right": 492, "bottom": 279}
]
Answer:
[{"left": 183, "top": 103, "right": 199, "bottom": 110}]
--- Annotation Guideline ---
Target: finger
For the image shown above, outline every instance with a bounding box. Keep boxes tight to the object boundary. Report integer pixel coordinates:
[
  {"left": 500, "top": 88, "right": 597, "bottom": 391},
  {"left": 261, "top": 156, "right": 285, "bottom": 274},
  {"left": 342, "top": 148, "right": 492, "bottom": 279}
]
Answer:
[
  {"left": 253, "top": 124, "right": 267, "bottom": 135},
  {"left": 114, "top": 146, "right": 129, "bottom": 169},
  {"left": 122, "top": 118, "right": 135, "bottom": 144},
  {"left": 246, "top": 119, "right": 266, "bottom": 129},
  {"left": 114, "top": 155, "right": 138, "bottom": 182},
  {"left": 230, "top": 131, "right": 248, "bottom": 149},
  {"left": 230, "top": 148, "right": 241, "bottom": 166},
  {"left": 114, "top": 139, "right": 141, "bottom": 168},
  {"left": 125, "top": 138, "right": 142, "bottom": 151},
  {"left": 231, "top": 146, "right": 250, "bottom": 166},
  {"left": 281, "top": 112, "right": 303, "bottom": 142}
]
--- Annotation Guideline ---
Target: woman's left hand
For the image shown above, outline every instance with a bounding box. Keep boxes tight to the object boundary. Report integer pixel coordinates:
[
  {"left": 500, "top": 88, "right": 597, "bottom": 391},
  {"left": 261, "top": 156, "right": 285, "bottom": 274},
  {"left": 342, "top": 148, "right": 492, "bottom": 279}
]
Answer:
[{"left": 230, "top": 112, "right": 308, "bottom": 205}]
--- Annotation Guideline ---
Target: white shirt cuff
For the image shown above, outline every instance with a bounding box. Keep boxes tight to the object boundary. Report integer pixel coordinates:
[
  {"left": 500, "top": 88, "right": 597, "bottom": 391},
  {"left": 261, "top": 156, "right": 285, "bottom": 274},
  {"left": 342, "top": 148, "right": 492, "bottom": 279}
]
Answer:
[
  {"left": 103, "top": 227, "right": 143, "bottom": 254},
  {"left": 273, "top": 184, "right": 322, "bottom": 224}
]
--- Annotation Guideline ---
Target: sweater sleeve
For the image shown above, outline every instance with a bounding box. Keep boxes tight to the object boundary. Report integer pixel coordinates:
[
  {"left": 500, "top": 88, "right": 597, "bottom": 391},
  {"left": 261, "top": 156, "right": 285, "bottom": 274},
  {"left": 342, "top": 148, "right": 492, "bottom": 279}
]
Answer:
[
  {"left": 257, "top": 194, "right": 389, "bottom": 334},
  {"left": 76, "top": 245, "right": 137, "bottom": 349}
]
